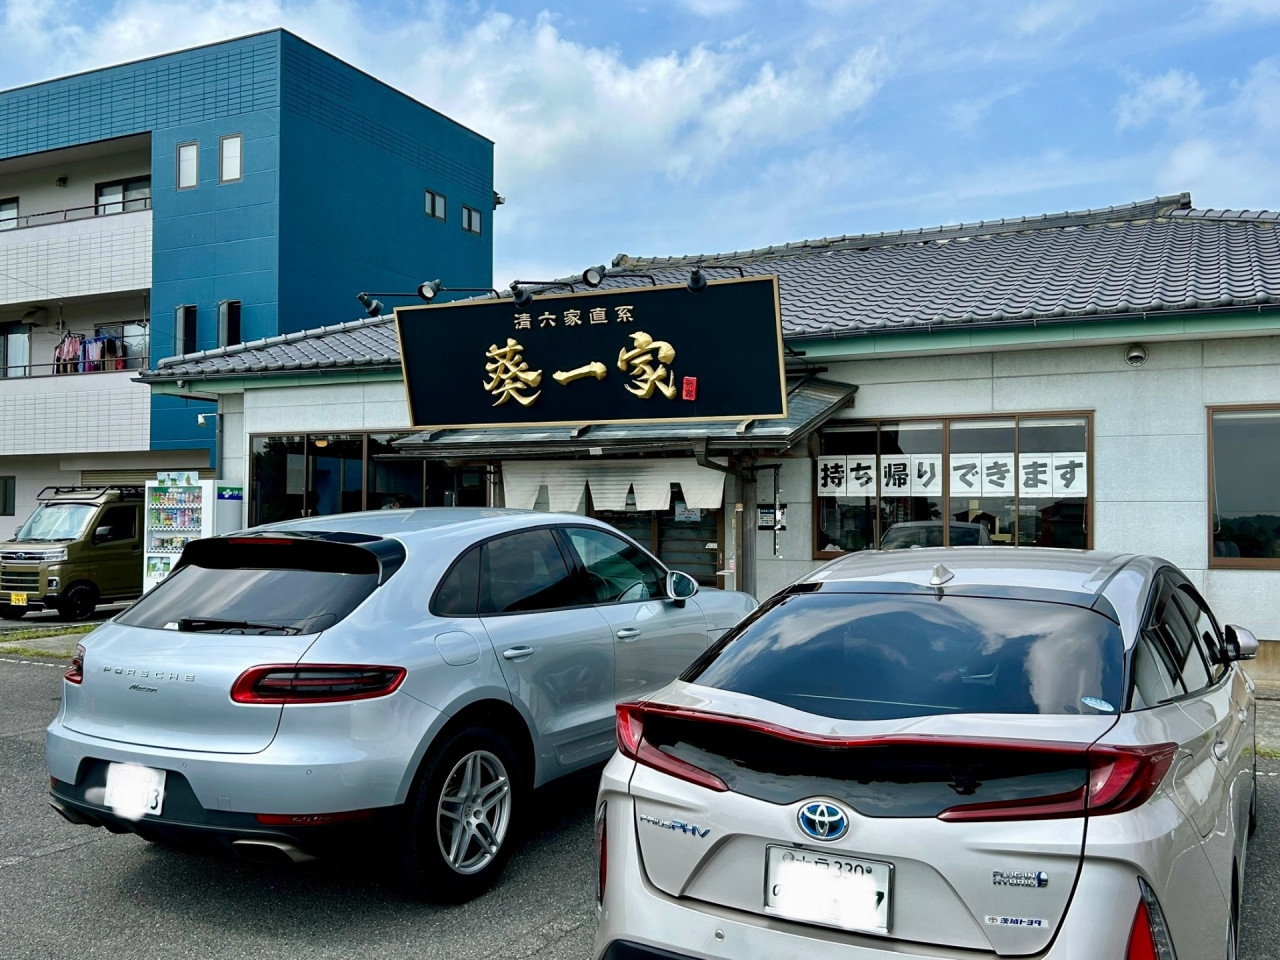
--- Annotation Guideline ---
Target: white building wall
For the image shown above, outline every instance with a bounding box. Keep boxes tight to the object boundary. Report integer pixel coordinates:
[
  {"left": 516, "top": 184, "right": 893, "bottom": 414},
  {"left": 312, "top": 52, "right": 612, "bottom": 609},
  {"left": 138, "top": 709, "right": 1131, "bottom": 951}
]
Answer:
[
  {"left": 0, "top": 371, "right": 149, "bottom": 455},
  {"left": 759, "top": 335, "right": 1280, "bottom": 638},
  {"left": 0, "top": 211, "right": 151, "bottom": 306}
]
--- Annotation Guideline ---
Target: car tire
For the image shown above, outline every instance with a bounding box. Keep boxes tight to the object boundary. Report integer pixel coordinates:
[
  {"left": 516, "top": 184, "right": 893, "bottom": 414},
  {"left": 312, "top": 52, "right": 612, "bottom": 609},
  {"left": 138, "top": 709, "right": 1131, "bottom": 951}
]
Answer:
[
  {"left": 0, "top": 605, "right": 26, "bottom": 620},
  {"left": 400, "top": 726, "right": 523, "bottom": 902},
  {"left": 56, "top": 583, "right": 97, "bottom": 622}
]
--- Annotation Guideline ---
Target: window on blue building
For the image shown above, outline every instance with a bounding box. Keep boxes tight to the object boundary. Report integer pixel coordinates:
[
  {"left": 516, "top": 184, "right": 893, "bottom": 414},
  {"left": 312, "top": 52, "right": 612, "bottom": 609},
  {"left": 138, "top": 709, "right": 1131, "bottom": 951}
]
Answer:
[
  {"left": 462, "top": 205, "right": 482, "bottom": 235},
  {"left": 218, "top": 300, "right": 241, "bottom": 347},
  {"left": 425, "top": 189, "right": 446, "bottom": 221},
  {"left": 219, "top": 135, "right": 242, "bottom": 183},
  {"left": 174, "top": 305, "right": 197, "bottom": 356},
  {"left": 177, "top": 142, "right": 198, "bottom": 190}
]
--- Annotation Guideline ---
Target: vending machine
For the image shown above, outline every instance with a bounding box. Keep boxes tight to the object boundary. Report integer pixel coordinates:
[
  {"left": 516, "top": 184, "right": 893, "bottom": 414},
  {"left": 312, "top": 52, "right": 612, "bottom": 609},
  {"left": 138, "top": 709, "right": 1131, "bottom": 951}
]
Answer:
[{"left": 143, "top": 472, "right": 215, "bottom": 592}]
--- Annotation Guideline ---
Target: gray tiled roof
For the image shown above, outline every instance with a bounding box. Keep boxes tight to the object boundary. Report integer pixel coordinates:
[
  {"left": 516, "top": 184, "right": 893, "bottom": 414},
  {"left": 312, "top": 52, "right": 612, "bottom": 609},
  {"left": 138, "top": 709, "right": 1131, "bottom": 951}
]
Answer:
[
  {"left": 143, "top": 192, "right": 1280, "bottom": 382},
  {"left": 388, "top": 377, "right": 857, "bottom": 458}
]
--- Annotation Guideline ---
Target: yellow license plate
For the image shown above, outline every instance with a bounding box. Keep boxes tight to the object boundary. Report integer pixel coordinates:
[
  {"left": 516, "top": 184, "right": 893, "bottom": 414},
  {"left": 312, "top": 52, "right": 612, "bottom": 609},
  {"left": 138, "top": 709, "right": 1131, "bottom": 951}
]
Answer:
[{"left": 9, "top": 593, "right": 27, "bottom": 606}]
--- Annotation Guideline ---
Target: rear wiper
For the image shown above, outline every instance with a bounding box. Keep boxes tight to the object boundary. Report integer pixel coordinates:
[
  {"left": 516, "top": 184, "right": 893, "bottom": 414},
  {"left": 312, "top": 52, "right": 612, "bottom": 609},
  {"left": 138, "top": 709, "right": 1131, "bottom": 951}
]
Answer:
[{"left": 176, "top": 617, "right": 302, "bottom": 635}]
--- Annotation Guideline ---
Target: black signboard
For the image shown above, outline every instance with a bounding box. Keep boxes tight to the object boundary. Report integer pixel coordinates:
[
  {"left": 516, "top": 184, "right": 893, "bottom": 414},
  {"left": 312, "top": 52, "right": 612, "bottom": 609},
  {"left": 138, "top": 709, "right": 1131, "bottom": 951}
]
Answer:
[{"left": 394, "top": 276, "right": 786, "bottom": 429}]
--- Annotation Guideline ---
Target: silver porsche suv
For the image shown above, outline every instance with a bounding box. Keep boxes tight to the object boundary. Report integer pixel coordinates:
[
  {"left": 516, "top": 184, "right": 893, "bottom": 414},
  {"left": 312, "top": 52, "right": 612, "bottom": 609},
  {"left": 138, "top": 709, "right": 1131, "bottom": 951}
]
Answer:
[
  {"left": 44, "top": 508, "right": 756, "bottom": 900},
  {"left": 595, "top": 549, "right": 1258, "bottom": 959}
]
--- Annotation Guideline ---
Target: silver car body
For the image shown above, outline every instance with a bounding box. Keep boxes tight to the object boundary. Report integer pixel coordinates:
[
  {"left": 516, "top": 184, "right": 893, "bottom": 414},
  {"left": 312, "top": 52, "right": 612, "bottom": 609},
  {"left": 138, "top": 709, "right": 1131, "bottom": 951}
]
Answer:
[
  {"left": 46, "top": 509, "right": 755, "bottom": 845},
  {"left": 595, "top": 548, "right": 1256, "bottom": 959}
]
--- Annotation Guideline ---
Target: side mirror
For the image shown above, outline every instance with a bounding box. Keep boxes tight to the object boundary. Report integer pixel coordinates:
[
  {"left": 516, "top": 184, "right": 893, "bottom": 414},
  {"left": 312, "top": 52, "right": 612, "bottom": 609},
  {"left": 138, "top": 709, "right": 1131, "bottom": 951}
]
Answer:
[
  {"left": 666, "top": 570, "right": 699, "bottom": 605},
  {"left": 1224, "top": 624, "right": 1259, "bottom": 662},
  {"left": 92, "top": 525, "right": 112, "bottom": 543}
]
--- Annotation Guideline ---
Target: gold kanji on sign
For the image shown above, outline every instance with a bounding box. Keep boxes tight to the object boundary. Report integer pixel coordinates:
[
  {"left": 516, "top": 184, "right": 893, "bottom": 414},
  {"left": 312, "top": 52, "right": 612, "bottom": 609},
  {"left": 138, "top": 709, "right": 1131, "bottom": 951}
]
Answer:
[
  {"left": 483, "top": 339, "right": 542, "bottom": 407},
  {"left": 617, "top": 330, "right": 677, "bottom": 399}
]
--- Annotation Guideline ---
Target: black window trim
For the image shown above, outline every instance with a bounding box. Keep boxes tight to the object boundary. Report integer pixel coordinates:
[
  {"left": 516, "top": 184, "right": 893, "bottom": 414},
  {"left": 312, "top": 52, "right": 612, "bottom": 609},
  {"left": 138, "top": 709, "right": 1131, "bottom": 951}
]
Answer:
[
  {"left": 425, "top": 188, "right": 447, "bottom": 222},
  {"left": 1126, "top": 568, "right": 1228, "bottom": 711},
  {"left": 94, "top": 175, "right": 152, "bottom": 215}
]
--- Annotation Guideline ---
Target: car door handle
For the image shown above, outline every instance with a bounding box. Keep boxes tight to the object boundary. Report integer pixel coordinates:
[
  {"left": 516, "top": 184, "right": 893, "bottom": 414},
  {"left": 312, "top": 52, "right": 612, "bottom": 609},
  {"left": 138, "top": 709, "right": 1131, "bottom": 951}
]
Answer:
[
  {"left": 1237, "top": 708, "right": 1248, "bottom": 723},
  {"left": 615, "top": 628, "right": 641, "bottom": 641},
  {"left": 502, "top": 646, "right": 535, "bottom": 660},
  {"left": 1212, "top": 739, "right": 1229, "bottom": 762}
]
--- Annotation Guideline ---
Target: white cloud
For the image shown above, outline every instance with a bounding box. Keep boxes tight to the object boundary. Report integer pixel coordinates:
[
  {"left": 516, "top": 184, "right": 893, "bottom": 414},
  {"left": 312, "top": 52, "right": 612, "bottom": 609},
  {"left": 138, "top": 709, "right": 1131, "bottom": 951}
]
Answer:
[
  {"left": 943, "top": 85, "right": 1025, "bottom": 134},
  {"left": 1206, "top": 0, "right": 1280, "bottom": 19},
  {"left": 1115, "top": 68, "right": 1204, "bottom": 130},
  {"left": 675, "top": 0, "right": 744, "bottom": 14},
  {"left": 1012, "top": 0, "right": 1093, "bottom": 36}
]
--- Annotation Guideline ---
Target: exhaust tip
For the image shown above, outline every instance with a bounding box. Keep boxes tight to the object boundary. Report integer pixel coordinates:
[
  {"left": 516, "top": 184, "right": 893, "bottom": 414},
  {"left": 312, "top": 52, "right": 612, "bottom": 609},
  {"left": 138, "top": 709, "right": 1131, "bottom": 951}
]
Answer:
[{"left": 231, "top": 839, "right": 316, "bottom": 865}]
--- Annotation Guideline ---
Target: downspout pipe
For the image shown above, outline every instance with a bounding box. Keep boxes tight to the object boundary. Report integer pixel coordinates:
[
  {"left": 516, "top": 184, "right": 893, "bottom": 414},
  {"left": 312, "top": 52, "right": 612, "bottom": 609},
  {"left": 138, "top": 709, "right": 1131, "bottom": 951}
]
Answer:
[{"left": 694, "top": 441, "right": 756, "bottom": 598}]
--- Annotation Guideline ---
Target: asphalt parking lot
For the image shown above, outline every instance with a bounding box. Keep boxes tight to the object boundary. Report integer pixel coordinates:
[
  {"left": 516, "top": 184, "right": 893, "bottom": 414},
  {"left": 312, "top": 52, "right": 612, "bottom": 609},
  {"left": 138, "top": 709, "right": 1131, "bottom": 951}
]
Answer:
[{"left": 3, "top": 655, "right": 1278, "bottom": 960}]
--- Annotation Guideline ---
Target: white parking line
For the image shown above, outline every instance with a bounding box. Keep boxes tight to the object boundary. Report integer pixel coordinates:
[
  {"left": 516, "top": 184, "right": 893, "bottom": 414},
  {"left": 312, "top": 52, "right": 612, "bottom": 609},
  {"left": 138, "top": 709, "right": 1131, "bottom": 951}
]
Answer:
[{"left": 0, "top": 657, "right": 62, "bottom": 669}]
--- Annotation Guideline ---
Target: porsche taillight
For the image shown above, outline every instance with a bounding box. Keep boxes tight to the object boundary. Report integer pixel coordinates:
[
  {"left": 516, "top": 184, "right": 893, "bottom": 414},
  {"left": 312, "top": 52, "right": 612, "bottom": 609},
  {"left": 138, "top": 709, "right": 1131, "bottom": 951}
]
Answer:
[
  {"left": 64, "top": 644, "right": 85, "bottom": 685},
  {"left": 231, "top": 664, "right": 405, "bottom": 704}
]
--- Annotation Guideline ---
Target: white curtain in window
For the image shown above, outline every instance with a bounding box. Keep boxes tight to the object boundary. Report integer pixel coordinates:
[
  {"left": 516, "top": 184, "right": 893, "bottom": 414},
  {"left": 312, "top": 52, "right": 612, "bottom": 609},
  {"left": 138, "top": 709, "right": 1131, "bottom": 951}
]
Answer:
[{"left": 502, "top": 459, "right": 726, "bottom": 513}]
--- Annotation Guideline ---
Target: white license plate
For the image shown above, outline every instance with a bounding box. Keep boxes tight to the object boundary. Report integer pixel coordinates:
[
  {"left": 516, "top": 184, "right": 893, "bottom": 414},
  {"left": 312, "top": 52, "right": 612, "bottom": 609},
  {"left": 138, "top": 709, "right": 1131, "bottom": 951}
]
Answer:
[
  {"left": 103, "top": 763, "right": 166, "bottom": 818},
  {"left": 9, "top": 592, "right": 26, "bottom": 606},
  {"left": 764, "top": 845, "right": 892, "bottom": 934}
]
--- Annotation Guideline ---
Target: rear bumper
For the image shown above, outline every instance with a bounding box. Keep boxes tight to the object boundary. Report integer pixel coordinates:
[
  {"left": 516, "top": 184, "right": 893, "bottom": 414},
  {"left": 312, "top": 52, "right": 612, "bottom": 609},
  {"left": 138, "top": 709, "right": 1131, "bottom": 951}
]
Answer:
[{"left": 594, "top": 788, "right": 1149, "bottom": 960}]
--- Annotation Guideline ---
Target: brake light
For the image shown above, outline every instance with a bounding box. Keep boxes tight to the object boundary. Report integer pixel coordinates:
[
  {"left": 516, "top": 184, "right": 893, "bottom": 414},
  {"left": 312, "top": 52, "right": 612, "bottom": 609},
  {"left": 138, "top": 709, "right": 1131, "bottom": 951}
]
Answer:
[
  {"left": 64, "top": 644, "right": 85, "bottom": 685},
  {"left": 615, "top": 703, "right": 728, "bottom": 792},
  {"left": 1126, "top": 878, "right": 1177, "bottom": 960},
  {"left": 231, "top": 664, "right": 406, "bottom": 704},
  {"left": 938, "top": 742, "right": 1177, "bottom": 821}
]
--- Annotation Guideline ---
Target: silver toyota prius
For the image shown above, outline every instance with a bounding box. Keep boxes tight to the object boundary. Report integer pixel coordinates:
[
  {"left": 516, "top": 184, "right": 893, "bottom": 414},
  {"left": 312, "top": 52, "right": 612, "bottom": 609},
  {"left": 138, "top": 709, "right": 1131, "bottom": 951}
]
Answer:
[
  {"left": 44, "top": 508, "right": 756, "bottom": 900},
  {"left": 594, "top": 549, "right": 1258, "bottom": 959}
]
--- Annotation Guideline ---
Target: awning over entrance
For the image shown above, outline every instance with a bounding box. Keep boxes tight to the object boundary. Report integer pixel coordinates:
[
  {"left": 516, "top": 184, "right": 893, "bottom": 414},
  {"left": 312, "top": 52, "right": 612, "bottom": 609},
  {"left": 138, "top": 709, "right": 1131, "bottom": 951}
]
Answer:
[
  {"left": 503, "top": 459, "right": 727, "bottom": 511},
  {"left": 384, "top": 377, "right": 857, "bottom": 461}
]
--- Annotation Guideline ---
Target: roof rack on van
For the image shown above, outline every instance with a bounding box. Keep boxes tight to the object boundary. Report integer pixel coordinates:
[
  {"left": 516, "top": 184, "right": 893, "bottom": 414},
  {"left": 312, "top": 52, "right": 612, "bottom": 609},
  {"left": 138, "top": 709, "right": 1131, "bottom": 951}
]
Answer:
[{"left": 36, "top": 485, "right": 145, "bottom": 501}]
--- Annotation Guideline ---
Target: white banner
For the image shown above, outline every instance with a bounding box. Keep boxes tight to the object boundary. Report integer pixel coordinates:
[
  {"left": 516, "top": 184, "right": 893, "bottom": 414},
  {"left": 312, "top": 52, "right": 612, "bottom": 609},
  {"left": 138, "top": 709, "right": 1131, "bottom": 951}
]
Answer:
[
  {"left": 880, "top": 455, "right": 911, "bottom": 496},
  {"left": 980, "top": 452, "right": 1016, "bottom": 498},
  {"left": 815, "top": 456, "right": 848, "bottom": 494},
  {"left": 847, "top": 456, "right": 877, "bottom": 495},
  {"left": 1017, "top": 453, "right": 1054, "bottom": 499},
  {"left": 910, "top": 454, "right": 943, "bottom": 497},
  {"left": 1052, "top": 452, "right": 1088, "bottom": 498}
]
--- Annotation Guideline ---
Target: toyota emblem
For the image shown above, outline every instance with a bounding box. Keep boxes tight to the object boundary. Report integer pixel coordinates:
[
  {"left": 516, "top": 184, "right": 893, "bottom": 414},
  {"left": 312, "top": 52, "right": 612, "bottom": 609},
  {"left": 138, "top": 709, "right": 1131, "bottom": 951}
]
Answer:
[{"left": 797, "top": 800, "right": 849, "bottom": 842}]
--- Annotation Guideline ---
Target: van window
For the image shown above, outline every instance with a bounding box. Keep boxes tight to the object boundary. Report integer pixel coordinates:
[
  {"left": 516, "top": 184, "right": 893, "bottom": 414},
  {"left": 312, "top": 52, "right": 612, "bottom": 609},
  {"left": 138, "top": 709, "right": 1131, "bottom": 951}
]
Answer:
[{"left": 95, "top": 505, "right": 137, "bottom": 543}]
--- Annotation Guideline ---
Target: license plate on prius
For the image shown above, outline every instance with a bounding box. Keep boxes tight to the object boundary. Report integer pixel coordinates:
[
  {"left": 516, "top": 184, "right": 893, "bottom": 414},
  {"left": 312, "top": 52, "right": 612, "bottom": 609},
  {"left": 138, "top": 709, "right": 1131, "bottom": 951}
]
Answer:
[
  {"left": 103, "top": 763, "right": 166, "bottom": 818},
  {"left": 764, "top": 845, "right": 892, "bottom": 935}
]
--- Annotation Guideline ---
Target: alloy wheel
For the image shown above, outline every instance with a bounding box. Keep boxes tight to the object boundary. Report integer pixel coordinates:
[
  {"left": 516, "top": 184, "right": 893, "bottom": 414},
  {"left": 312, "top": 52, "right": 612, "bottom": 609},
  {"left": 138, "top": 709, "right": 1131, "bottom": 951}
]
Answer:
[{"left": 435, "top": 749, "right": 512, "bottom": 875}]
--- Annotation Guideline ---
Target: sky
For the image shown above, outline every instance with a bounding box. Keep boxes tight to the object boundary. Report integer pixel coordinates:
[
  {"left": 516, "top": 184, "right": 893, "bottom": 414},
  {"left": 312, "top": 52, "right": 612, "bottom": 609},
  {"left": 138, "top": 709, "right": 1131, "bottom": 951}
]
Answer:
[{"left": 2, "top": 0, "right": 1279, "bottom": 286}]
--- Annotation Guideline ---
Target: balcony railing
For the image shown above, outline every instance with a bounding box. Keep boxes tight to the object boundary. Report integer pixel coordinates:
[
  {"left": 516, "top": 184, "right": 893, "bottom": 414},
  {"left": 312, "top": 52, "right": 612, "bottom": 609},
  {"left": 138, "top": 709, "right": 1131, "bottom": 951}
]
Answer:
[
  {"left": 0, "top": 198, "right": 152, "bottom": 232},
  {"left": 0, "top": 357, "right": 149, "bottom": 380}
]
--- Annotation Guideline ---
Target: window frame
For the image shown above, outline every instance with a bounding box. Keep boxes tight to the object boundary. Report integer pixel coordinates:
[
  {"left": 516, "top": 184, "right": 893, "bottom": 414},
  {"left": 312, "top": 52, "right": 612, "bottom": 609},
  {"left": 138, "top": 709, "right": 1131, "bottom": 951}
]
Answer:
[
  {"left": 425, "top": 189, "right": 447, "bottom": 222},
  {"left": 0, "top": 476, "right": 14, "bottom": 516},
  {"left": 174, "top": 304, "right": 198, "bottom": 356},
  {"left": 176, "top": 141, "right": 199, "bottom": 190},
  {"left": 219, "top": 134, "right": 243, "bottom": 184},
  {"left": 461, "top": 205, "right": 482, "bottom": 235},
  {"left": 218, "top": 299, "right": 242, "bottom": 348},
  {"left": 95, "top": 176, "right": 152, "bottom": 215},
  {"left": 1207, "top": 403, "right": 1280, "bottom": 569},
  {"left": 0, "top": 197, "right": 17, "bottom": 230},
  {"left": 813, "top": 411, "right": 1095, "bottom": 559}
]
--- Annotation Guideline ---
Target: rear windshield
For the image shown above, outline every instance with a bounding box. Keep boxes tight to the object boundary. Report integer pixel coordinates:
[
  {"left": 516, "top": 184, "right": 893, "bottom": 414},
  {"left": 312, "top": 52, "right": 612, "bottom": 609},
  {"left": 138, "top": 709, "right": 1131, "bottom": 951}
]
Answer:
[
  {"left": 117, "top": 540, "right": 382, "bottom": 635},
  {"left": 684, "top": 591, "right": 1123, "bottom": 721}
]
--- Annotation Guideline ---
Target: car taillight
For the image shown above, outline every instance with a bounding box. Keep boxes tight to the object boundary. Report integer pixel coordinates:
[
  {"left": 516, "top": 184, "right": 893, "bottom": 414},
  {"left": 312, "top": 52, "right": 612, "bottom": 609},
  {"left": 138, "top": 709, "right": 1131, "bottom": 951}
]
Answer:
[
  {"left": 615, "top": 703, "right": 728, "bottom": 792},
  {"left": 1126, "top": 878, "right": 1177, "bottom": 960},
  {"left": 939, "top": 742, "right": 1178, "bottom": 821},
  {"left": 231, "top": 664, "right": 406, "bottom": 704},
  {"left": 64, "top": 644, "right": 85, "bottom": 685},
  {"left": 595, "top": 802, "right": 607, "bottom": 907}
]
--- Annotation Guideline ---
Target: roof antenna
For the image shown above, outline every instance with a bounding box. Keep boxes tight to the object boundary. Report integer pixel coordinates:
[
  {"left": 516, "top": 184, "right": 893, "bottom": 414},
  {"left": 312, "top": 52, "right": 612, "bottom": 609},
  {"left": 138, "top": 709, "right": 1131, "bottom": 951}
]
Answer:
[{"left": 930, "top": 563, "right": 954, "bottom": 597}]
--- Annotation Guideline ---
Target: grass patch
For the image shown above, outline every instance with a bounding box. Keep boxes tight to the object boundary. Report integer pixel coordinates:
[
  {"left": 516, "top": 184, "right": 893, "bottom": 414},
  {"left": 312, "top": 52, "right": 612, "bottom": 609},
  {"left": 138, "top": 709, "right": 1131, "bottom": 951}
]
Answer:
[
  {"left": 0, "top": 623, "right": 95, "bottom": 642},
  {"left": 1255, "top": 747, "right": 1280, "bottom": 760},
  {"left": 0, "top": 645, "right": 75, "bottom": 660}
]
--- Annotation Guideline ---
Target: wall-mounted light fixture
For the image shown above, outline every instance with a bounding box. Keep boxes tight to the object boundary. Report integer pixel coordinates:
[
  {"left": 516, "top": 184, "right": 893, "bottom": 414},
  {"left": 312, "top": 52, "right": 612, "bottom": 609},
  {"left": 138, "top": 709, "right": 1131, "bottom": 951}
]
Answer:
[{"left": 55, "top": 176, "right": 68, "bottom": 188}]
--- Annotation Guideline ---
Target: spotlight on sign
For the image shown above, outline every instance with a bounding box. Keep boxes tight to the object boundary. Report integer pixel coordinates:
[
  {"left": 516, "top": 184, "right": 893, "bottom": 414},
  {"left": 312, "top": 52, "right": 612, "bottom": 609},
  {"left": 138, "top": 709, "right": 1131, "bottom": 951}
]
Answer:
[
  {"left": 510, "top": 283, "right": 534, "bottom": 310},
  {"left": 687, "top": 267, "right": 708, "bottom": 293},
  {"left": 582, "top": 265, "right": 608, "bottom": 288},
  {"left": 417, "top": 280, "right": 443, "bottom": 302}
]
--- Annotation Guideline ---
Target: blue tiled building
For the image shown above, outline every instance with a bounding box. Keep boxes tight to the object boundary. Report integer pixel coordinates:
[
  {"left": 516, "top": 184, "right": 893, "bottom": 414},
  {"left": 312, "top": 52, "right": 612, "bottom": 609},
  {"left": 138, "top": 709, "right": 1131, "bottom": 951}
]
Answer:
[{"left": 0, "top": 29, "right": 492, "bottom": 516}]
